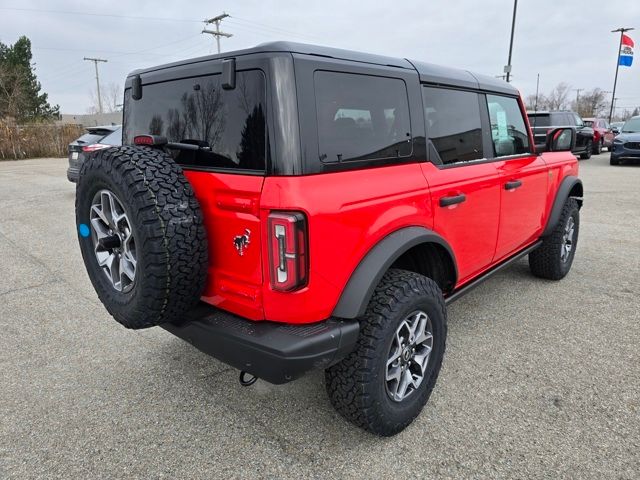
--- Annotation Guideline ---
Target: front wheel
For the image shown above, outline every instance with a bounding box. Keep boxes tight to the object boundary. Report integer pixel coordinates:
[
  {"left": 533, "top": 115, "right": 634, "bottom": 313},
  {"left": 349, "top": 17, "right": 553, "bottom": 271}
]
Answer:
[
  {"left": 529, "top": 198, "right": 580, "bottom": 280},
  {"left": 325, "top": 269, "right": 447, "bottom": 436}
]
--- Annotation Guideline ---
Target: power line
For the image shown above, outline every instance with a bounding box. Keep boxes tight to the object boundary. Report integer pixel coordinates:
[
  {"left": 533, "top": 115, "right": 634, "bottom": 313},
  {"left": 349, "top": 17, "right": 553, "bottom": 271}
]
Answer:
[
  {"left": 202, "top": 12, "right": 232, "bottom": 54},
  {"left": 83, "top": 57, "right": 107, "bottom": 113},
  {"left": 0, "top": 6, "right": 200, "bottom": 23}
]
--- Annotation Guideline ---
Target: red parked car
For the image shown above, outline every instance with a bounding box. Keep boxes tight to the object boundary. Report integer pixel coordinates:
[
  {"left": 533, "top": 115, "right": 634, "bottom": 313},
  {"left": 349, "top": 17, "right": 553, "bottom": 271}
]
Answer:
[
  {"left": 75, "top": 42, "right": 583, "bottom": 436},
  {"left": 583, "top": 117, "right": 615, "bottom": 153}
]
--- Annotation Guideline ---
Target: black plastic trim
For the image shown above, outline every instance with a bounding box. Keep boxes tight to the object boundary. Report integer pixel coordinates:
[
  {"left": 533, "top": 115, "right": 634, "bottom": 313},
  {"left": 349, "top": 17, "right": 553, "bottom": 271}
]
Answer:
[
  {"left": 445, "top": 240, "right": 542, "bottom": 305},
  {"left": 161, "top": 304, "right": 359, "bottom": 385},
  {"left": 332, "top": 227, "right": 457, "bottom": 319},
  {"left": 542, "top": 176, "right": 583, "bottom": 236}
]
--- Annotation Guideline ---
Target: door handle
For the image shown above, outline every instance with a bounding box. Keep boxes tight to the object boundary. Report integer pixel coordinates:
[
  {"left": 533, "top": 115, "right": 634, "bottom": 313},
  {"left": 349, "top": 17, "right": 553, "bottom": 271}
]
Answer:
[
  {"left": 439, "top": 194, "right": 466, "bottom": 207},
  {"left": 504, "top": 180, "right": 523, "bottom": 190}
]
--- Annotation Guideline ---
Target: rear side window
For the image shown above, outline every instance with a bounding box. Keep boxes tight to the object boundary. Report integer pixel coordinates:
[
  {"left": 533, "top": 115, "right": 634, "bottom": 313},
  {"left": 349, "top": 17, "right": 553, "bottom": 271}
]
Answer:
[
  {"left": 100, "top": 128, "right": 122, "bottom": 146},
  {"left": 486, "top": 95, "right": 530, "bottom": 157},
  {"left": 423, "top": 87, "right": 483, "bottom": 165},
  {"left": 124, "top": 70, "right": 266, "bottom": 172},
  {"left": 528, "top": 114, "right": 550, "bottom": 127},
  {"left": 314, "top": 71, "right": 412, "bottom": 163},
  {"left": 75, "top": 132, "right": 106, "bottom": 144}
]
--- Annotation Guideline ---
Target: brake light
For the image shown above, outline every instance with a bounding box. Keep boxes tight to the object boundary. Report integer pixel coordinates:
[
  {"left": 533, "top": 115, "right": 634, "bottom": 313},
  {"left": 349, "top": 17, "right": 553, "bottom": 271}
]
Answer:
[
  {"left": 268, "top": 212, "right": 308, "bottom": 291},
  {"left": 82, "top": 143, "right": 111, "bottom": 152},
  {"left": 134, "top": 135, "right": 167, "bottom": 146}
]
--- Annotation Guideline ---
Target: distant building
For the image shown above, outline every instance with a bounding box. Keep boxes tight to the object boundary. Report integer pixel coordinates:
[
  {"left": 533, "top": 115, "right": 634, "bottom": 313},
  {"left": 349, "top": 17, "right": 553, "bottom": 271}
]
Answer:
[{"left": 57, "top": 112, "right": 122, "bottom": 127}]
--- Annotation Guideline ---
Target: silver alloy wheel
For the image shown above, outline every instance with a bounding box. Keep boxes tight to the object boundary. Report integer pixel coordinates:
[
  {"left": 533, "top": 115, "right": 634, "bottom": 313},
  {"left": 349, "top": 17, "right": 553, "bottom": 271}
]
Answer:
[
  {"left": 386, "top": 310, "right": 434, "bottom": 402},
  {"left": 561, "top": 216, "right": 575, "bottom": 263},
  {"left": 89, "top": 189, "right": 137, "bottom": 292}
]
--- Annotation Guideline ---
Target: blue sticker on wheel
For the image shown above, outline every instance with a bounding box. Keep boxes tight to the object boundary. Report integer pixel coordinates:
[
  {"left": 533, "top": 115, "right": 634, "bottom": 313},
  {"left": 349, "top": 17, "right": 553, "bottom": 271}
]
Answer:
[{"left": 78, "top": 223, "right": 90, "bottom": 237}]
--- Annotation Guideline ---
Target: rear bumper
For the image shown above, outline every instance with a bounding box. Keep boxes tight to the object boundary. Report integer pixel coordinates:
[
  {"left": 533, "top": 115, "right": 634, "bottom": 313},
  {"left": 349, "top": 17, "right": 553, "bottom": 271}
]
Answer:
[
  {"left": 67, "top": 166, "right": 79, "bottom": 182},
  {"left": 161, "top": 303, "right": 360, "bottom": 384}
]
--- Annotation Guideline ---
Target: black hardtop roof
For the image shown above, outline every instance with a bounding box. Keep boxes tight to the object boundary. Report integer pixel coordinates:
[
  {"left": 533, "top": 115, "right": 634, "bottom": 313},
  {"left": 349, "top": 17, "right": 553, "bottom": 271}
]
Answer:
[{"left": 128, "top": 41, "right": 517, "bottom": 95}]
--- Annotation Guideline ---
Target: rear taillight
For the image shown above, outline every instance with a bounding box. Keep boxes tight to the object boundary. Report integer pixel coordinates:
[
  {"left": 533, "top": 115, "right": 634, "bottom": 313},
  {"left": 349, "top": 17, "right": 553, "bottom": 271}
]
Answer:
[
  {"left": 268, "top": 212, "right": 308, "bottom": 292},
  {"left": 82, "top": 143, "right": 111, "bottom": 152}
]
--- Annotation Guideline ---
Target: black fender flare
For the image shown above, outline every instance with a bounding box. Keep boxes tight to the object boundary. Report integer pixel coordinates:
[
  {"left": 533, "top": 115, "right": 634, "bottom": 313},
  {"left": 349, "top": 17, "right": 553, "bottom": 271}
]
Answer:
[
  {"left": 332, "top": 227, "right": 457, "bottom": 319},
  {"left": 542, "top": 176, "right": 583, "bottom": 236}
]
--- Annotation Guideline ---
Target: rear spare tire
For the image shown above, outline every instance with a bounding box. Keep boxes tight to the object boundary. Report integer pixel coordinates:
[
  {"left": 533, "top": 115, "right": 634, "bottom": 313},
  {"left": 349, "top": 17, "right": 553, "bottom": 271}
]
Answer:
[{"left": 75, "top": 146, "right": 208, "bottom": 329}]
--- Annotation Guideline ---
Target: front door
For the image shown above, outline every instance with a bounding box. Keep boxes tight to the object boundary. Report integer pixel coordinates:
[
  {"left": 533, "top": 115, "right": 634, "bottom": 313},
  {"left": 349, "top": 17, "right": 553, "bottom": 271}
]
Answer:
[{"left": 484, "top": 94, "right": 549, "bottom": 261}]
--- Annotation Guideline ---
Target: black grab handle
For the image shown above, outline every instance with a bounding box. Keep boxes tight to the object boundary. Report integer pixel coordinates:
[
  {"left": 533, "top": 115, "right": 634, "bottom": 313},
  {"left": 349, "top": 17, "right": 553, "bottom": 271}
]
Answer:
[
  {"left": 504, "top": 180, "right": 523, "bottom": 190},
  {"left": 439, "top": 194, "right": 466, "bottom": 207}
]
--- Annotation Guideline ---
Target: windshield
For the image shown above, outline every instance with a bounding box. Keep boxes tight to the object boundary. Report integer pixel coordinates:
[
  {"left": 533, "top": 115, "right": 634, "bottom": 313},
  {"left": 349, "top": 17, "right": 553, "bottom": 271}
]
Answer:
[{"left": 622, "top": 118, "right": 640, "bottom": 133}]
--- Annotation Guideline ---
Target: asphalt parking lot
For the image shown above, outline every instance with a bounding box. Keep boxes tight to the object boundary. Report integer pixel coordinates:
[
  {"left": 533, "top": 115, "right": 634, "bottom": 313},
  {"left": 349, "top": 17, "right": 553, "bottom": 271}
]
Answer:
[{"left": 1, "top": 153, "right": 639, "bottom": 479}]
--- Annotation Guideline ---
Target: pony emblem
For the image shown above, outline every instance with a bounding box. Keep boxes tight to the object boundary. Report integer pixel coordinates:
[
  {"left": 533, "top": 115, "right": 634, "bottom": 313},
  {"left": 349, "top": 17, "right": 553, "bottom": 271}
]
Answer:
[{"left": 233, "top": 229, "right": 251, "bottom": 256}]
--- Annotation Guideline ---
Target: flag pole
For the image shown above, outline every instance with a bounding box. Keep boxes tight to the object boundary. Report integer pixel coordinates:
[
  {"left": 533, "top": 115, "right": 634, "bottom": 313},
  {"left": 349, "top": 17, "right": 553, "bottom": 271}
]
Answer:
[{"left": 609, "top": 27, "right": 634, "bottom": 123}]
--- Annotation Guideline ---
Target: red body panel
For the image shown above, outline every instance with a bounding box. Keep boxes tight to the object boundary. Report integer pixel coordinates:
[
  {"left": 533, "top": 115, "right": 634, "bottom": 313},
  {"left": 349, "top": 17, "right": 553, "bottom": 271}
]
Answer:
[
  {"left": 420, "top": 161, "right": 500, "bottom": 285},
  {"left": 184, "top": 171, "right": 265, "bottom": 321},
  {"left": 185, "top": 97, "right": 579, "bottom": 325}
]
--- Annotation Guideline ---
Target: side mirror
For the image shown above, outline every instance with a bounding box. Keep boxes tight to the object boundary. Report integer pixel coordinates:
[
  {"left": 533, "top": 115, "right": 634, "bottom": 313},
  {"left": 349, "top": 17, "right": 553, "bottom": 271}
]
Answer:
[
  {"left": 545, "top": 127, "right": 575, "bottom": 152},
  {"left": 611, "top": 127, "right": 620, "bottom": 135}
]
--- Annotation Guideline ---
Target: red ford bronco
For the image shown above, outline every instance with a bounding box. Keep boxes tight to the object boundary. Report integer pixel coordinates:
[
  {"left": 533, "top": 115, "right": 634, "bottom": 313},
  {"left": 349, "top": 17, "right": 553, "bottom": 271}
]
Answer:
[{"left": 75, "top": 42, "right": 583, "bottom": 436}]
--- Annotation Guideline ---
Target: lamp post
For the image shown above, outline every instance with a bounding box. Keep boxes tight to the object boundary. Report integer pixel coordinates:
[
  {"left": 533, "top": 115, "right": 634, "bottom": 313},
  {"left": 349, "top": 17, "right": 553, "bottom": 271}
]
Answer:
[{"left": 504, "top": 0, "right": 519, "bottom": 83}]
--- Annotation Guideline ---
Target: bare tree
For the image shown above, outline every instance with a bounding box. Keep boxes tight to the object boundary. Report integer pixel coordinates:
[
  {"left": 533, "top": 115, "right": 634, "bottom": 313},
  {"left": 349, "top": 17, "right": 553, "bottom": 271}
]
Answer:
[
  {"left": 87, "top": 82, "right": 123, "bottom": 114},
  {"left": 546, "top": 82, "right": 571, "bottom": 110},
  {"left": 572, "top": 88, "right": 609, "bottom": 117},
  {"left": 524, "top": 93, "right": 548, "bottom": 111}
]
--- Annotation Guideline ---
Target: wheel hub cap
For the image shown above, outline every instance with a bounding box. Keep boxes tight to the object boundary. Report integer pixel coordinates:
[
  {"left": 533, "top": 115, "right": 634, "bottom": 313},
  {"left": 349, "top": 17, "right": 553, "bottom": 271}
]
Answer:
[
  {"left": 561, "top": 216, "right": 575, "bottom": 263},
  {"left": 385, "top": 310, "right": 434, "bottom": 402},
  {"left": 89, "top": 189, "right": 137, "bottom": 293}
]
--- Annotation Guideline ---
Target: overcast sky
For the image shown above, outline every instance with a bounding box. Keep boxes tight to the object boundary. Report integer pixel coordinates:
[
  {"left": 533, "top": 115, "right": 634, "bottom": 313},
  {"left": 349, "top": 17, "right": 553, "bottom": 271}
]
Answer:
[{"left": 1, "top": 0, "right": 639, "bottom": 115}]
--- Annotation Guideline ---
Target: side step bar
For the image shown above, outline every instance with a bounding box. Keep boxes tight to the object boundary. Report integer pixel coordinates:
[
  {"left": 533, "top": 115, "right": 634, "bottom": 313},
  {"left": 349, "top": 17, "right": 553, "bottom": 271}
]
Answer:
[{"left": 445, "top": 240, "right": 542, "bottom": 305}]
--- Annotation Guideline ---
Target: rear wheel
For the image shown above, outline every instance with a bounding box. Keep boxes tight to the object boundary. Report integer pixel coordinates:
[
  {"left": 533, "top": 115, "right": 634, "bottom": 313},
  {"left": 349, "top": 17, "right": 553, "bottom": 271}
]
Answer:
[
  {"left": 325, "top": 269, "right": 447, "bottom": 436},
  {"left": 594, "top": 138, "right": 603, "bottom": 154},
  {"left": 529, "top": 198, "right": 579, "bottom": 280},
  {"left": 76, "top": 146, "right": 208, "bottom": 329},
  {"left": 580, "top": 140, "right": 592, "bottom": 159}
]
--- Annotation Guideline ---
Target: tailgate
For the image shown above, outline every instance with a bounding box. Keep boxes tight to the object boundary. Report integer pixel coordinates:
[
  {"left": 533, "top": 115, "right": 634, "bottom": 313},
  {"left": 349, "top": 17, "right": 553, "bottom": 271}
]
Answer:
[{"left": 184, "top": 170, "right": 266, "bottom": 320}]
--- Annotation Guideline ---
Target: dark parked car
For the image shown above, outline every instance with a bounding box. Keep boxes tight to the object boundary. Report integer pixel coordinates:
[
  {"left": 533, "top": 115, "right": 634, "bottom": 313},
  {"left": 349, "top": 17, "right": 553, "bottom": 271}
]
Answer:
[
  {"left": 583, "top": 117, "right": 614, "bottom": 153},
  {"left": 527, "top": 111, "right": 594, "bottom": 159},
  {"left": 610, "top": 121, "right": 624, "bottom": 135},
  {"left": 610, "top": 116, "right": 640, "bottom": 165},
  {"left": 67, "top": 125, "right": 122, "bottom": 182}
]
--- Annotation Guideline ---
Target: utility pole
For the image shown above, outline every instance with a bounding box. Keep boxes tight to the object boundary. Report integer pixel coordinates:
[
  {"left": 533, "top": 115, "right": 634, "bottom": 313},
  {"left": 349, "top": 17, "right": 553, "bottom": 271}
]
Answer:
[
  {"left": 504, "top": 0, "right": 519, "bottom": 82},
  {"left": 608, "top": 27, "right": 635, "bottom": 123},
  {"left": 573, "top": 88, "right": 583, "bottom": 114},
  {"left": 83, "top": 57, "right": 107, "bottom": 114},
  {"left": 534, "top": 73, "right": 540, "bottom": 113},
  {"left": 202, "top": 12, "right": 232, "bottom": 54}
]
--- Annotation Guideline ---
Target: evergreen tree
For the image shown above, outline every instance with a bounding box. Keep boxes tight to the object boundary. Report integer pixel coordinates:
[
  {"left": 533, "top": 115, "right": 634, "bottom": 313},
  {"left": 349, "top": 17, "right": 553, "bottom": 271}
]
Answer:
[{"left": 0, "top": 36, "right": 59, "bottom": 121}]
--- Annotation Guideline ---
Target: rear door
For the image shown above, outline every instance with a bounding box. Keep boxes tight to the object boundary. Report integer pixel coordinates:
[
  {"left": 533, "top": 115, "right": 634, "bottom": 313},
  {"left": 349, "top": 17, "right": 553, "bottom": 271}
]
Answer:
[
  {"left": 123, "top": 62, "right": 269, "bottom": 320},
  {"left": 487, "top": 94, "right": 548, "bottom": 261},
  {"left": 421, "top": 86, "right": 501, "bottom": 284}
]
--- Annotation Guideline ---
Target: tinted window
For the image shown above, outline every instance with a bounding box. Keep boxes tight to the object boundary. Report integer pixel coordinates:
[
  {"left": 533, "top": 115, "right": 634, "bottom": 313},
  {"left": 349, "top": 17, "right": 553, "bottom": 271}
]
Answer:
[
  {"left": 528, "top": 114, "right": 550, "bottom": 127},
  {"left": 124, "top": 70, "right": 266, "bottom": 171},
  {"left": 101, "top": 127, "right": 122, "bottom": 146},
  {"left": 314, "top": 71, "right": 412, "bottom": 163},
  {"left": 423, "top": 87, "right": 483, "bottom": 165},
  {"left": 486, "top": 95, "right": 530, "bottom": 157},
  {"left": 75, "top": 132, "right": 105, "bottom": 144}
]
